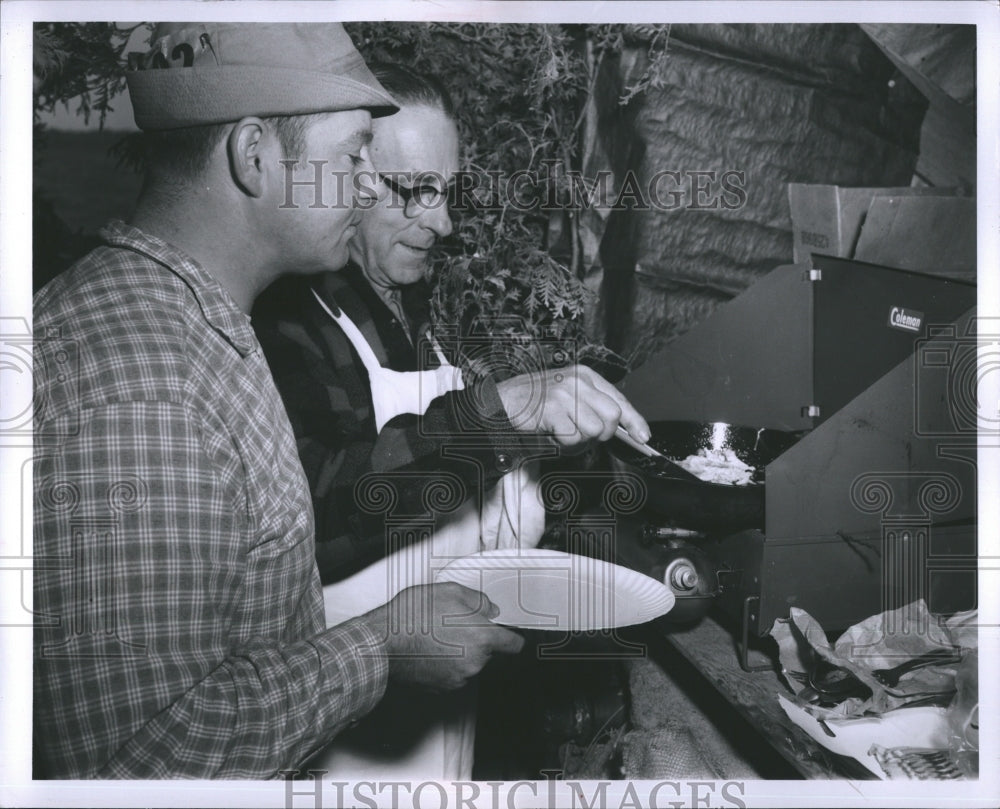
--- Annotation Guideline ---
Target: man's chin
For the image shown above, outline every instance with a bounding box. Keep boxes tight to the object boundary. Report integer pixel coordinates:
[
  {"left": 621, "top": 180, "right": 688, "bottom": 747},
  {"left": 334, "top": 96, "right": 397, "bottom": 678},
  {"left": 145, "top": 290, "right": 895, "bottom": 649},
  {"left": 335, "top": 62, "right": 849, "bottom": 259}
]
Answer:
[
  {"left": 321, "top": 246, "right": 352, "bottom": 274},
  {"left": 287, "top": 258, "right": 350, "bottom": 278},
  {"left": 393, "top": 259, "right": 431, "bottom": 285}
]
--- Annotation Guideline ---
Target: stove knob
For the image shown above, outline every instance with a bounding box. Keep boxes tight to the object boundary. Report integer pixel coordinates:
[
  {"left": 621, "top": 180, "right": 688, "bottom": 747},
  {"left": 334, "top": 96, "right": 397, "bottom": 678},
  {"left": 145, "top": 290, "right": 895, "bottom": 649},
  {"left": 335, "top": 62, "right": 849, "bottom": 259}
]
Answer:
[{"left": 666, "top": 559, "right": 699, "bottom": 592}]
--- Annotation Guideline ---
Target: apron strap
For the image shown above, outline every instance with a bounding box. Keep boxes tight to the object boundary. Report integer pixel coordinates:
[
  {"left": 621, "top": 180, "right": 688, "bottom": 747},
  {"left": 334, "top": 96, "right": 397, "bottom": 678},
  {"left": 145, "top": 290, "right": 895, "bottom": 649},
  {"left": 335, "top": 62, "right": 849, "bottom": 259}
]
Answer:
[
  {"left": 428, "top": 333, "right": 454, "bottom": 369},
  {"left": 311, "top": 287, "right": 384, "bottom": 375}
]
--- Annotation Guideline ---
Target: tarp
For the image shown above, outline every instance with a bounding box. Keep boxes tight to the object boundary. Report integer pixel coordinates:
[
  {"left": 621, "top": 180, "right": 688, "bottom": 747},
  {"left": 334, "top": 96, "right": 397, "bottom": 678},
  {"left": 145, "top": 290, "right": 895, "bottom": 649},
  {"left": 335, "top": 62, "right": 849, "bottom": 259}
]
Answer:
[{"left": 585, "top": 24, "right": 929, "bottom": 367}]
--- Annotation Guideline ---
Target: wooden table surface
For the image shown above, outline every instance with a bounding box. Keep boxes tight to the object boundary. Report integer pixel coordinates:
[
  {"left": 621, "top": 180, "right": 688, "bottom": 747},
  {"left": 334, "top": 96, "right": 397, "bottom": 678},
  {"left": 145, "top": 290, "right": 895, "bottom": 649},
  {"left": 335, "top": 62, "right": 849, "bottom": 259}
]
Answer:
[{"left": 655, "top": 611, "right": 877, "bottom": 780}]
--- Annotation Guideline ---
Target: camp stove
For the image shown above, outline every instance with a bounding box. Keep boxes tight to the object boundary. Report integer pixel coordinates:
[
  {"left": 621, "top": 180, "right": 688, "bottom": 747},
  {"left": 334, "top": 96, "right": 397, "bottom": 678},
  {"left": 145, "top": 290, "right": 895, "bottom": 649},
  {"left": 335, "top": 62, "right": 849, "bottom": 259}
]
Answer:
[{"left": 616, "top": 255, "right": 978, "bottom": 663}]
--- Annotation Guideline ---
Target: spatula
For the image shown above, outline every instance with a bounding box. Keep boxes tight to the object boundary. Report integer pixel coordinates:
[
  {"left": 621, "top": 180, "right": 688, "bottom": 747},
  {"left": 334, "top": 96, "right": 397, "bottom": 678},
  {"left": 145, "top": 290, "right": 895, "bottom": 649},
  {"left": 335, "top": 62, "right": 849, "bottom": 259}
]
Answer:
[{"left": 614, "top": 426, "right": 701, "bottom": 482}]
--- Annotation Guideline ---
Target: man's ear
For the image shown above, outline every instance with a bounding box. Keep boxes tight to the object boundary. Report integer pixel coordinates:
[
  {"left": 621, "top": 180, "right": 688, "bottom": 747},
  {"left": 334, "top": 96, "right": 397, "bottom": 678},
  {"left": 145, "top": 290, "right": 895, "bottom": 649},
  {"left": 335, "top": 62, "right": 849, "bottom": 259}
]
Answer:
[{"left": 228, "top": 117, "right": 267, "bottom": 198}]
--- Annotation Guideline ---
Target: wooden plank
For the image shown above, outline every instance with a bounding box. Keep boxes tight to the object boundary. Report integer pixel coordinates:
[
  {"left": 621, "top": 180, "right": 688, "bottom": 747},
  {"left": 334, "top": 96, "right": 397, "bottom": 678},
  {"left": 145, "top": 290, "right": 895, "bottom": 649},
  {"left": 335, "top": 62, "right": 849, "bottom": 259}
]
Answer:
[{"left": 658, "top": 614, "right": 878, "bottom": 779}]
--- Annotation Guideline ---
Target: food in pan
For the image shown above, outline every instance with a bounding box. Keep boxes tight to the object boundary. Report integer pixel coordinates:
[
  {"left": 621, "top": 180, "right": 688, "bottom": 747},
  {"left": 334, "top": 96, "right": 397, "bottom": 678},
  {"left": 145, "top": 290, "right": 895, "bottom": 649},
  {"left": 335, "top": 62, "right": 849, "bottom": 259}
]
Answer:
[
  {"left": 673, "top": 447, "right": 755, "bottom": 485},
  {"left": 636, "top": 448, "right": 758, "bottom": 486}
]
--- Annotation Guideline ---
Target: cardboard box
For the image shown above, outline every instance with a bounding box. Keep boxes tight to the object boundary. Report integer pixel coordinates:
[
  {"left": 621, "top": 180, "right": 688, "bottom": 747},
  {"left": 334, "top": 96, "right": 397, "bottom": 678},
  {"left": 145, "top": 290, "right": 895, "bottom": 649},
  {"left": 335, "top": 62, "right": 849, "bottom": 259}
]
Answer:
[
  {"left": 854, "top": 194, "right": 976, "bottom": 282},
  {"left": 788, "top": 184, "right": 960, "bottom": 265}
]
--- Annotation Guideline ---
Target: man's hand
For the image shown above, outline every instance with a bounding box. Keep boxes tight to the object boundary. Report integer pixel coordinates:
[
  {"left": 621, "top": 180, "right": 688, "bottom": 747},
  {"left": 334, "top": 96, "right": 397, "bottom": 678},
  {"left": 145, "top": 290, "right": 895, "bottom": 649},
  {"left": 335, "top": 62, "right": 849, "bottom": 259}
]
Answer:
[
  {"left": 362, "top": 583, "right": 524, "bottom": 692},
  {"left": 496, "top": 364, "right": 650, "bottom": 447}
]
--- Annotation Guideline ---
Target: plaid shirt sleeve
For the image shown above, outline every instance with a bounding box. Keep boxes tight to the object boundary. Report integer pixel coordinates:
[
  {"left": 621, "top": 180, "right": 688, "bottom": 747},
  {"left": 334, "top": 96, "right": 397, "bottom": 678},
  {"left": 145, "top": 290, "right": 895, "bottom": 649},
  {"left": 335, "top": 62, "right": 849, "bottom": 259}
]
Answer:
[
  {"left": 34, "top": 397, "right": 389, "bottom": 780},
  {"left": 254, "top": 277, "right": 533, "bottom": 584}
]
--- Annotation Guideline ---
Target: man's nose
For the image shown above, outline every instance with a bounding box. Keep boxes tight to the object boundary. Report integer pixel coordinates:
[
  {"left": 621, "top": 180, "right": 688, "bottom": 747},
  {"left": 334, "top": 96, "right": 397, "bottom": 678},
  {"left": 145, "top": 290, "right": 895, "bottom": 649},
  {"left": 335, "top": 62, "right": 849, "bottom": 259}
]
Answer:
[
  {"left": 357, "top": 179, "right": 381, "bottom": 204},
  {"left": 355, "top": 148, "right": 386, "bottom": 205},
  {"left": 421, "top": 196, "right": 453, "bottom": 238}
]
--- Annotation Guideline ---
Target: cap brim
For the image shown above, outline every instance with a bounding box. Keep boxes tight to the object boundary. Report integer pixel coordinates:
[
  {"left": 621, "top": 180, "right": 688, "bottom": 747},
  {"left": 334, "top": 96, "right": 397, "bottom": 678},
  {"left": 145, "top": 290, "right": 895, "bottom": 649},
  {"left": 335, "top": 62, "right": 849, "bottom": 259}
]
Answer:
[{"left": 127, "top": 65, "right": 399, "bottom": 130}]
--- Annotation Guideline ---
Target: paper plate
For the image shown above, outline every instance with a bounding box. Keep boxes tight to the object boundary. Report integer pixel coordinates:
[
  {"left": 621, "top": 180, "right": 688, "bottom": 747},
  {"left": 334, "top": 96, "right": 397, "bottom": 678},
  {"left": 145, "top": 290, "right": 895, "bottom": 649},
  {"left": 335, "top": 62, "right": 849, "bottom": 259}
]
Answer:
[{"left": 433, "top": 549, "right": 675, "bottom": 631}]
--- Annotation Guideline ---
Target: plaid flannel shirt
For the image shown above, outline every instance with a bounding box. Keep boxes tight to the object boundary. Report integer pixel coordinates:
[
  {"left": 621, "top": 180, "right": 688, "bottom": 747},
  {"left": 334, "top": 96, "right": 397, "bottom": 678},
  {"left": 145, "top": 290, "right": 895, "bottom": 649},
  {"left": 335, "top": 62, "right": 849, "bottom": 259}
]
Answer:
[
  {"left": 33, "top": 222, "right": 388, "bottom": 779},
  {"left": 252, "top": 265, "right": 528, "bottom": 584}
]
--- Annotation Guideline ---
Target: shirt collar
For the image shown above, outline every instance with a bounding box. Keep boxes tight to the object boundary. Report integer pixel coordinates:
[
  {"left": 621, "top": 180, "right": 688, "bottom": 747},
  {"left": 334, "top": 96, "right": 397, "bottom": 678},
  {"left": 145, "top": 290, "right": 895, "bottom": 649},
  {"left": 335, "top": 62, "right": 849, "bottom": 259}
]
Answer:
[{"left": 99, "top": 220, "right": 258, "bottom": 357}]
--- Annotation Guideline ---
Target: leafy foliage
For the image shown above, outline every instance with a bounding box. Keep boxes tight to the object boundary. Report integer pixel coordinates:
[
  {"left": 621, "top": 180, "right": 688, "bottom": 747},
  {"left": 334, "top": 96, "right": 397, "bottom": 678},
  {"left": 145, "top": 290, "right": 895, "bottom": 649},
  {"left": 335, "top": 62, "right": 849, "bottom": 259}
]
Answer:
[
  {"left": 32, "top": 21, "right": 672, "bottom": 372},
  {"left": 34, "top": 23, "right": 148, "bottom": 128},
  {"left": 349, "top": 22, "right": 671, "bottom": 378}
]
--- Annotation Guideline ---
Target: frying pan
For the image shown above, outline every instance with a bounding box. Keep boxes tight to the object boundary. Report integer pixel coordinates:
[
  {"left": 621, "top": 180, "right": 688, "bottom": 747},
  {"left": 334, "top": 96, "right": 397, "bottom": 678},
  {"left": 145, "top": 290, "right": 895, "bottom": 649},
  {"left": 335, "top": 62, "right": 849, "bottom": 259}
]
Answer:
[{"left": 608, "top": 420, "right": 804, "bottom": 532}]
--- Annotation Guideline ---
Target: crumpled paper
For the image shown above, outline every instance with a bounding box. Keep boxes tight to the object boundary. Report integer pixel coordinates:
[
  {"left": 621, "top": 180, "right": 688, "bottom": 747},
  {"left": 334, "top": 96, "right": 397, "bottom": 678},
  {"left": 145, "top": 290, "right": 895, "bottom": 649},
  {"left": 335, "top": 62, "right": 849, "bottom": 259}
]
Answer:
[
  {"left": 772, "top": 602, "right": 979, "bottom": 779},
  {"left": 770, "top": 600, "right": 974, "bottom": 718},
  {"left": 777, "top": 696, "right": 952, "bottom": 779}
]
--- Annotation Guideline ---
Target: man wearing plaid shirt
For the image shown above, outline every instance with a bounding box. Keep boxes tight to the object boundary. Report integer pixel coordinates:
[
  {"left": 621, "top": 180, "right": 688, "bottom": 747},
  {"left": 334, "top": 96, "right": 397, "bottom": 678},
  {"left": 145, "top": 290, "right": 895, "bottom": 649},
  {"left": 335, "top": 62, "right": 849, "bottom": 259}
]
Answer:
[{"left": 32, "top": 22, "right": 527, "bottom": 780}]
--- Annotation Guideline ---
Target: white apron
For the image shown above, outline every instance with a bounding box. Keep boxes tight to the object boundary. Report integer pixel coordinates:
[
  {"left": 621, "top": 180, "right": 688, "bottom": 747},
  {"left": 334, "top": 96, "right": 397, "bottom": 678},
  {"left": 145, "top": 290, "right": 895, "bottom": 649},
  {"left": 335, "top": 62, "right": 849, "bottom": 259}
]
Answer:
[{"left": 308, "top": 290, "right": 545, "bottom": 780}]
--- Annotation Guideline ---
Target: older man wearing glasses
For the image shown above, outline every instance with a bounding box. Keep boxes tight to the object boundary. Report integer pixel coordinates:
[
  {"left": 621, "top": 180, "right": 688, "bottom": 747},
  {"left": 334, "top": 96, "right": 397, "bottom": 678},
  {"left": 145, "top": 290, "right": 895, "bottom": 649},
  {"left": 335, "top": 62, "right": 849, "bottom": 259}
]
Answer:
[{"left": 252, "top": 63, "right": 648, "bottom": 779}]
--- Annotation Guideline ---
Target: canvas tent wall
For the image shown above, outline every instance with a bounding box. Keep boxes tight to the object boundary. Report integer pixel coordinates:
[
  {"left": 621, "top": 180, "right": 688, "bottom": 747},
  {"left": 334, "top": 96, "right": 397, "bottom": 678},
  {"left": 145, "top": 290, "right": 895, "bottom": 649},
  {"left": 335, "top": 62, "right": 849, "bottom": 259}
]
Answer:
[{"left": 575, "top": 23, "right": 974, "bottom": 367}]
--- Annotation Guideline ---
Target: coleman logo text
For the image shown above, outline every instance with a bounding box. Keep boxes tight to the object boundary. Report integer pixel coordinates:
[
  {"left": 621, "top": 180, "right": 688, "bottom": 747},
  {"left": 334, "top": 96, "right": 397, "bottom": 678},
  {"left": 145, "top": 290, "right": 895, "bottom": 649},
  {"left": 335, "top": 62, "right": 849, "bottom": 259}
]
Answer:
[{"left": 888, "top": 306, "right": 924, "bottom": 333}]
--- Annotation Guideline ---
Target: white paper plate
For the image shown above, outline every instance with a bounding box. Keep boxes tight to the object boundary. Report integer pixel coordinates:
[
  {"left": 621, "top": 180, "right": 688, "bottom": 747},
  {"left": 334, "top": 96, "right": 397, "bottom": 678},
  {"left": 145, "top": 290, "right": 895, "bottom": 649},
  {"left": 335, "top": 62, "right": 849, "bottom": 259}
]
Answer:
[{"left": 433, "top": 549, "right": 675, "bottom": 631}]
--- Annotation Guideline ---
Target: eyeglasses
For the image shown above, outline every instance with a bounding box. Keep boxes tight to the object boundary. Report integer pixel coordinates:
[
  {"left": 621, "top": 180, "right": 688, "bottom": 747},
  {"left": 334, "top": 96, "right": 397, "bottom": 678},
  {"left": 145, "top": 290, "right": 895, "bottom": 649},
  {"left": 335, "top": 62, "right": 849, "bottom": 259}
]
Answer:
[{"left": 378, "top": 173, "right": 449, "bottom": 217}]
